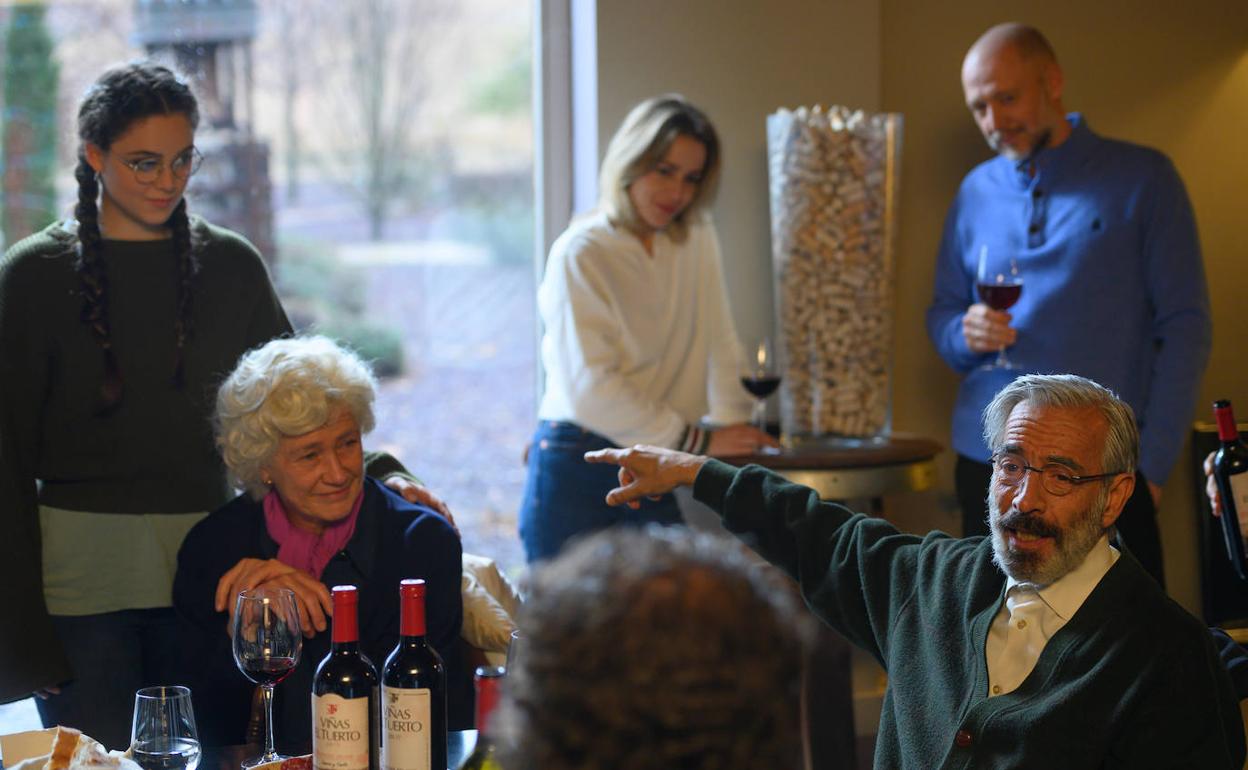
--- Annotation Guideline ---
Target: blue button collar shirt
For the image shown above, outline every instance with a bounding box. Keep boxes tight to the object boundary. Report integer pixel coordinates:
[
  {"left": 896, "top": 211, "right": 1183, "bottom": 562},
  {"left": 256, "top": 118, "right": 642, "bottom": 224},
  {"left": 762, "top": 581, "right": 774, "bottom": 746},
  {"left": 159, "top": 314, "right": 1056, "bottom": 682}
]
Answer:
[{"left": 926, "top": 114, "right": 1211, "bottom": 484}]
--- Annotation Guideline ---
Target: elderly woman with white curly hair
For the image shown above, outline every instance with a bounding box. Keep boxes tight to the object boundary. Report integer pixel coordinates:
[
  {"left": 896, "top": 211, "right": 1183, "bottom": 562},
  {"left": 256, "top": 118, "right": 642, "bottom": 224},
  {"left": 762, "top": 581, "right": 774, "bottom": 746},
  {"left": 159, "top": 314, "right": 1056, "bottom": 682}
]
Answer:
[{"left": 173, "top": 335, "right": 467, "bottom": 755}]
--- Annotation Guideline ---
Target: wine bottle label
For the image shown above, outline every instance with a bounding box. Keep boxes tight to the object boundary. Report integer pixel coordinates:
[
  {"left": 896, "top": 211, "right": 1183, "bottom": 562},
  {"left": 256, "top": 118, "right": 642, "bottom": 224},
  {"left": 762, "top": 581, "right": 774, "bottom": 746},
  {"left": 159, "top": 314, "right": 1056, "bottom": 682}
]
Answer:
[
  {"left": 313, "top": 693, "right": 371, "bottom": 770},
  {"left": 1231, "top": 474, "right": 1248, "bottom": 529},
  {"left": 381, "top": 686, "right": 432, "bottom": 770}
]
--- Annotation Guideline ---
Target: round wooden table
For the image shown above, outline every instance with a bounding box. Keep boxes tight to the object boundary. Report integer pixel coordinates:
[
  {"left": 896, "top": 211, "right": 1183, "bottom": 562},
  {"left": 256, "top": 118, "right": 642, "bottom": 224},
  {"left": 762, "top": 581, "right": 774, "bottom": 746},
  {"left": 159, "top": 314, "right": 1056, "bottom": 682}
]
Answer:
[{"left": 718, "top": 434, "right": 942, "bottom": 501}]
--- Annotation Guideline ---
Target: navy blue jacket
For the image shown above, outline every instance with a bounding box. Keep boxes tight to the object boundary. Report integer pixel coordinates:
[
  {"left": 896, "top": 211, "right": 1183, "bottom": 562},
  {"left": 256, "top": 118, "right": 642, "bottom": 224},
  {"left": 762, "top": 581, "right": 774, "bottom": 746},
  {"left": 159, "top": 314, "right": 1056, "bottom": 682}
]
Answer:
[{"left": 173, "top": 476, "right": 465, "bottom": 752}]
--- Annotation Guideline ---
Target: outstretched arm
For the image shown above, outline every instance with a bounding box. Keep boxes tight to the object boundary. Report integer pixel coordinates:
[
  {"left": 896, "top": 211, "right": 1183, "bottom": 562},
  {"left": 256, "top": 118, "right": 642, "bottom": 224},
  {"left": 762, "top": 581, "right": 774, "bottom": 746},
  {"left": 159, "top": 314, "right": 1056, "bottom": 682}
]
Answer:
[{"left": 583, "top": 445, "right": 709, "bottom": 508}]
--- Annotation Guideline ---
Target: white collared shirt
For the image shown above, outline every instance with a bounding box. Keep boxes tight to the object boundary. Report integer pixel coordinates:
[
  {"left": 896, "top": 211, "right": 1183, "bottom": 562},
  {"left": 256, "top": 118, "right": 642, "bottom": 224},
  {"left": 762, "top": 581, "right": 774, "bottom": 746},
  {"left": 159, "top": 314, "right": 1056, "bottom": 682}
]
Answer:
[{"left": 984, "top": 534, "right": 1120, "bottom": 696}]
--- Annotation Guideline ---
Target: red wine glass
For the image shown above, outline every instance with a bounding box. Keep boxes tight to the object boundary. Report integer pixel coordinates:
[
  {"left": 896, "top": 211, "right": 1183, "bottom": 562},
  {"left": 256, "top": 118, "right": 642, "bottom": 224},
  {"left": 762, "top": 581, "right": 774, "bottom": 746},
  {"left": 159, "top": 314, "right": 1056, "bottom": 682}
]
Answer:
[
  {"left": 740, "top": 338, "right": 781, "bottom": 442},
  {"left": 975, "top": 246, "right": 1023, "bottom": 370},
  {"left": 233, "top": 587, "right": 302, "bottom": 767}
]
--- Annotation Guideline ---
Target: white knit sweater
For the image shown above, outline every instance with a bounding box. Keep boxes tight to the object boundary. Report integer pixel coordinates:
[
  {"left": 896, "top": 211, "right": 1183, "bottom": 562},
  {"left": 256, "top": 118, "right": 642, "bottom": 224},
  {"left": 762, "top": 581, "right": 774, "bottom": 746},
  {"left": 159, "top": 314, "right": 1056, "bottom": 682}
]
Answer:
[{"left": 537, "top": 212, "right": 754, "bottom": 448}]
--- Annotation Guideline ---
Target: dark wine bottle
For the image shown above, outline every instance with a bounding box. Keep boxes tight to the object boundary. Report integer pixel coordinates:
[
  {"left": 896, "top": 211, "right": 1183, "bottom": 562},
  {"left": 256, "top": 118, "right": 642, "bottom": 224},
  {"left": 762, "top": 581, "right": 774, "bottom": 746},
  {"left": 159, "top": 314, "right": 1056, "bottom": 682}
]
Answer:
[
  {"left": 313, "top": 585, "right": 380, "bottom": 770},
  {"left": 1213, "top": 400, "right": 1248, "bottom": 581},
  {"left": 459, "top": 666, "right": 505, "bottom": 770},
  {"left": 381, "top": 579, "right": 447, "bottom": 770}
]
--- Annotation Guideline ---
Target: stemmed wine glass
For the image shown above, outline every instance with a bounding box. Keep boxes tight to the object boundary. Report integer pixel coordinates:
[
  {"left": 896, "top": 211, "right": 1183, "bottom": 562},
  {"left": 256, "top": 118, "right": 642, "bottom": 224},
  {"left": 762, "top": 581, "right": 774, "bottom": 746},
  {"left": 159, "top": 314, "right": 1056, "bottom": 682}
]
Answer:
[
  {"left": 975, "top": 245, "right": 1023, "bottom": 370},
  {"left": 233, "top": 588, "right": 302, "bottom": 768},
  {"left": 131, "top": 686, "right": 201, "bottom": 770},
  {"left": 740, "top": 337, "right": 781, "bottom": 447}
]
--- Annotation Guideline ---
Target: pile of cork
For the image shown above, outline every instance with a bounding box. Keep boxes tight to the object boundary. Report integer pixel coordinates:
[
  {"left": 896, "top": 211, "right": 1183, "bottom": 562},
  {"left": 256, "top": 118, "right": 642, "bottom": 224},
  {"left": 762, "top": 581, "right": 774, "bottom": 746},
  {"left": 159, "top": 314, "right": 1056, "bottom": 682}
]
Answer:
[{"left": 766, "top": 105, "right": 901, "bottom": 443}]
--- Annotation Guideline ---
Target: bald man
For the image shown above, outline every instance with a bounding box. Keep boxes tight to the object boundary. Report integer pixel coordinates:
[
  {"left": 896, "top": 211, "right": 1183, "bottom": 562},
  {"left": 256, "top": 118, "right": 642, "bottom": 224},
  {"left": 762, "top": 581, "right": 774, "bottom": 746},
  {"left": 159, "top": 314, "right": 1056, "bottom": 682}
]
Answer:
[{"left": 926, "top": 23, "right": 1211, "bottom": 588}]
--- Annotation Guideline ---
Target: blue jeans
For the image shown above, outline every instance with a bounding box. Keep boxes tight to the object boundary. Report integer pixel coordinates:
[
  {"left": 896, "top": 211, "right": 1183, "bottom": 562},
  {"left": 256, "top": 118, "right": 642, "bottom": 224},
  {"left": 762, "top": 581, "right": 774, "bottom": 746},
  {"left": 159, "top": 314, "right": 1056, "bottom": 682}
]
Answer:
[
  {"left": 36, "top": 608, "right": 182, "bottom": 751},
  {"left": 519, "top": 421, "right": 682, "bottom": 562}
]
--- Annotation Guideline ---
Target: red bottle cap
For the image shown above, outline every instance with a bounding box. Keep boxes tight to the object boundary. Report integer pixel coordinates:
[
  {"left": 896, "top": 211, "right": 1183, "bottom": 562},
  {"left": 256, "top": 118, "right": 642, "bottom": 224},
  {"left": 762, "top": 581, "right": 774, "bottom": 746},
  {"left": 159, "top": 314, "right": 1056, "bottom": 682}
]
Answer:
[
  {"left": 331, "top": 585, "right": 360, "bottom": 644},
  {"left": 1214, "top": 400, "right": 1240, "bottom": 443},
  {"left": 474, "top": 666, "right": 505, "bottom": 735},
  {"left": 399, "top": 579, "right": 427, "bottom": 637}
]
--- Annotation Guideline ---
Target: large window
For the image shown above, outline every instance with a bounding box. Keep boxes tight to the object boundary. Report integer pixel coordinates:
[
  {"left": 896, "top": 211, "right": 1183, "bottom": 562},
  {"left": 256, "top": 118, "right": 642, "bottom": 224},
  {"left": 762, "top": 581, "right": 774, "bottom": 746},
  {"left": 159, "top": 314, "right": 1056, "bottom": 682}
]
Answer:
[{"left": 0, "top": 0, "right": 532, "bottom": 729}]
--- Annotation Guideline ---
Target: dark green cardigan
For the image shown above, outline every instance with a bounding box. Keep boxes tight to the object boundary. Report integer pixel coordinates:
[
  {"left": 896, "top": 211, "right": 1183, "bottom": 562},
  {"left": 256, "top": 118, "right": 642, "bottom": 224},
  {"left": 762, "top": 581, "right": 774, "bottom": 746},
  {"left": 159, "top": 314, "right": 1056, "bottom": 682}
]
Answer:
[{"left": 694, "top": 460, "right": 1245, "bottom": 769}]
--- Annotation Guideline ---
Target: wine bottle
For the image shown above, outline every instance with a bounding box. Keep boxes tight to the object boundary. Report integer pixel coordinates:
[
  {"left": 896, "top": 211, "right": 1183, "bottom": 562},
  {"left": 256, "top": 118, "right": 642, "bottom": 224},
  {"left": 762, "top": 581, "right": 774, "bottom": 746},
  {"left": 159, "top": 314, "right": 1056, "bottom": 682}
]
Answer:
[
  {"left": 1213, "top": 400, "right": 1248, "bottom": 581},
  {"left": 381, "top": 579, "right": 447, "bottom": 770},
  {"left": 313, "top": 585, "right": 380, "bottom": 770},
  {"left": 459, "top": 666, "right": 505, "bottom": 770}
]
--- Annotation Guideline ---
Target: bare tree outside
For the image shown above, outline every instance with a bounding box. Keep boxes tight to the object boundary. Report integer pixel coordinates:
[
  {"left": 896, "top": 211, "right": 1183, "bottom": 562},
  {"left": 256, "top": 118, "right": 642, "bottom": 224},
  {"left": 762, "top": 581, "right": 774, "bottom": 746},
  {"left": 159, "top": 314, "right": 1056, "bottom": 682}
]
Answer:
[
  {"left": 287, "top": 0, "right": 459, "bottom": 241},
  {"left": 265, "top": 0, "right": 315, "bottom": 204}
]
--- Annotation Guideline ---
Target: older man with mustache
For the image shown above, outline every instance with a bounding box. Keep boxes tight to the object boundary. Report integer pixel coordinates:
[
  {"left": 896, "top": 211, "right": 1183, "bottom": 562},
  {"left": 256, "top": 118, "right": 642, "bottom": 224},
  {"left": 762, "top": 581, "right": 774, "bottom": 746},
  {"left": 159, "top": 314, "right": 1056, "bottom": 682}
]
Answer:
[
  {"left": 925, "top": 23, "right": 1212, "bottom": 589},
  {"left": 587, "top": 374, "right": 1243, "bottom": 769}
]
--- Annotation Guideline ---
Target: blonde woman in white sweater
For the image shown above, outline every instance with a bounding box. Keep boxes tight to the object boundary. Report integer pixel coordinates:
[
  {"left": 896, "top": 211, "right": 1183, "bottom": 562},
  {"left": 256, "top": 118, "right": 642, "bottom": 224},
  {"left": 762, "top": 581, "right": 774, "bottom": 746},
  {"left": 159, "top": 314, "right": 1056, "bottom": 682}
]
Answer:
[{"left": 519, "top": 95, "right": 776, "bottom": 562}]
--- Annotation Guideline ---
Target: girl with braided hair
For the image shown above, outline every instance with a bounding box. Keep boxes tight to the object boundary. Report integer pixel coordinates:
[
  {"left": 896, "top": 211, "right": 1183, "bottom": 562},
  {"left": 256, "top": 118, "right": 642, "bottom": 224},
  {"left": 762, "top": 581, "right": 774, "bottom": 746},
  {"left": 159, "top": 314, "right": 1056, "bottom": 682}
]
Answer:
[{"left": 0, "top": 60, "right": 293, "bottom": 745}]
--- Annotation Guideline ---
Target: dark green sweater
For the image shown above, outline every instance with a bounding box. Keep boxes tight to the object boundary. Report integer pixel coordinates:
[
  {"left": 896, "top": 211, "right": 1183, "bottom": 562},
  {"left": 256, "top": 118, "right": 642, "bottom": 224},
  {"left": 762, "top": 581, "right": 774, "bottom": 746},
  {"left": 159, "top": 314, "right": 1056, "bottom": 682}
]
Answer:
[
  {"left": 694, "top": 460, "right": 1245, "bottom": 769},
  {"left": 0, "top": 218, "right": 291, "bottom": 701}
]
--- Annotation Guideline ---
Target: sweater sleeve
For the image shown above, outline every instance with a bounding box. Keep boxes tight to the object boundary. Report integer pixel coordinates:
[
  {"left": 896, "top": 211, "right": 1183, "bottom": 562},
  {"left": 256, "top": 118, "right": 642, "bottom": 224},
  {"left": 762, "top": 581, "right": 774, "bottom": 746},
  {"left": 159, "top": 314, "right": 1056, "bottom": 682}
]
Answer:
[
  {"left": 363, "top": 449, "right": 424, "bottom": 487},
  {"left": 1134, "top": 157, "right": 1212, "bottom": 485},
  {"left": 171, "top": 508, "right": 258, "bottom": 747},
  {"left": 699, "top": 225, "right": 754, "bottom": 426},
  {"left": 692, "top": 460, "right": 925, "bottom": 665},
  {"left": 239, "top": 238, "right": 293, "bottom": 346},
  {"left": 926, "top": 194, "right": 983, "bottom": 373},
  {"left": 1104, "top": 625, "right": 1245, "bottom": 768},
  {"left": 539, "top": 233, "right": 690, "bottom": 448},
  {"left": 399, "top": 511, "right": 468, "bottom": 727},
  {"left": 0, "top": 238, "right": 72, "bottom": 700}
]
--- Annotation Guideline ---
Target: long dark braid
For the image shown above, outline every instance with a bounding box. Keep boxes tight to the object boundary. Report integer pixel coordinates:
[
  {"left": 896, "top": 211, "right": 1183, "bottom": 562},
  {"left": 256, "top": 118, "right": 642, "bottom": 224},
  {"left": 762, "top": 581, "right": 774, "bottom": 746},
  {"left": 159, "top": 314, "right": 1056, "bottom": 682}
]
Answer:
[
  {"left": 74, "top": 62, "right": 201, "bottom": 413},
  {"left": 73, "top": 156, "right": 122, "bottom": 409},
  {"left": 167, "top": 198, "right": 196, "bottom": 388}
]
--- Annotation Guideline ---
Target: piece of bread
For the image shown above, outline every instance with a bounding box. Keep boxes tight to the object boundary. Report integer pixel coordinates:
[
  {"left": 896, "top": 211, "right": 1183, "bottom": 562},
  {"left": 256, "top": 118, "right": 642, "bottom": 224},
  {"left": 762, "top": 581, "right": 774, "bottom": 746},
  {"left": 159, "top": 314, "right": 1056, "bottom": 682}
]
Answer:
[
  {"left": 20, "top": 727, "right": 140, "bottom": 770},
  {"left": 66, "top": 732, "right": 129, "bottom": 770},
  {"left": 45, "top": 727, "right": 82, "bottom": 770}
]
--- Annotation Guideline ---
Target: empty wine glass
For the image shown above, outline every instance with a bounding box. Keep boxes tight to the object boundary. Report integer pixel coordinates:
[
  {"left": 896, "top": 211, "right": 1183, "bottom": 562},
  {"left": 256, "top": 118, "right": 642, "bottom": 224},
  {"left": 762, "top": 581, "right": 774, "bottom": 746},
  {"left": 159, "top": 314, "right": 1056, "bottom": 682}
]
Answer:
[
  {"left": 740, "top": 337, "right": 781, "bottom": 440},
  {"left": 975, "top": 245, "right": 1023, "bottom": 370},
  {"left": 233, "top": 588, "right": 302, "bottom": 768},
  {"left": 131, "top": 686, "right": 201, "bottom": 770}
]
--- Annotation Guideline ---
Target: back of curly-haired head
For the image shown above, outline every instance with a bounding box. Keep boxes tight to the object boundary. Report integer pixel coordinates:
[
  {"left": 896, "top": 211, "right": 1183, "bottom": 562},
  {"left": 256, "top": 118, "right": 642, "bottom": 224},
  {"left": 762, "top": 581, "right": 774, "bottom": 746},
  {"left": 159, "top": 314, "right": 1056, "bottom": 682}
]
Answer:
[
  {"left": 497, "top": 526, "right": 814, "bottom": 770},
  {"left": 214, "top": 335, "right": 378, "bottom": 498},
  {"left": 75, "top": 61, "right": 201, "bottom": 413}
]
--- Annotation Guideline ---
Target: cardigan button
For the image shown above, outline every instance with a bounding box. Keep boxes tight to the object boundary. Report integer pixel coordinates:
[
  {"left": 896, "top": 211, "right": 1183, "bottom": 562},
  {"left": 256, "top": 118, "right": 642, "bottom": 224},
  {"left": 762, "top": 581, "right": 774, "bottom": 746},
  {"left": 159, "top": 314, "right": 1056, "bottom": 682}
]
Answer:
[{"left": 955, "top": 729, "right": 974, "bottom": 748}]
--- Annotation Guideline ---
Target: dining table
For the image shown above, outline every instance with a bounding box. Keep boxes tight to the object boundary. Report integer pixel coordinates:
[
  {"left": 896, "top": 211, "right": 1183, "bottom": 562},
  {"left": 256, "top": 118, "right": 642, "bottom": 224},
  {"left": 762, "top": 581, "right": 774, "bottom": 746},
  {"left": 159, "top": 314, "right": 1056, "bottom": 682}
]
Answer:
[{"left": 718, "top": 433, "right": 942, "bottom": 503}]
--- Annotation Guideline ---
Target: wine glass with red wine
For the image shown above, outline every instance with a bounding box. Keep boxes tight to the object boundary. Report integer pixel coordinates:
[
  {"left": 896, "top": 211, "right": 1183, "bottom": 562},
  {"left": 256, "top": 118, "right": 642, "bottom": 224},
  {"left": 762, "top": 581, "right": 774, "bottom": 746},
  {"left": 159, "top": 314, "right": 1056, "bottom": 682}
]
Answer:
[
  {"left": 975, "top": 246, "right": 1023, "bottom": 370},
  {"left": 233, "top": 587, "right": 302, "bottom": 768},
  {"left": 740, "top": 337, "right": 781, "bottom": 442}
]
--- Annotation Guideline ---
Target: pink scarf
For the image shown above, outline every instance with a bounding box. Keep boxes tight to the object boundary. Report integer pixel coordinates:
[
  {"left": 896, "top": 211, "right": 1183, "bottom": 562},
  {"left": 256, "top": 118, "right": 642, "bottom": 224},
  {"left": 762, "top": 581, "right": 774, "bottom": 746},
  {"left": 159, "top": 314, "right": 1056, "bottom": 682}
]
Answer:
[{"left": 263, "top": 488, "right": 364, "bottom": 578}]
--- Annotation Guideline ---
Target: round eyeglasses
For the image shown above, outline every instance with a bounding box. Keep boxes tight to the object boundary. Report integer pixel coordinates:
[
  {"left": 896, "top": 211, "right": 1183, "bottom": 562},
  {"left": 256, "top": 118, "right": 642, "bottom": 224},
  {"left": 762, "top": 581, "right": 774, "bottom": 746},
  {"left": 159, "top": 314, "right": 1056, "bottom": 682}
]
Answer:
[
  {"left": 120, "top": 147, "right": 203, "bottom": 185},
  {"left": 991, "top": 452, "right": 1125, "bottom": 497}
]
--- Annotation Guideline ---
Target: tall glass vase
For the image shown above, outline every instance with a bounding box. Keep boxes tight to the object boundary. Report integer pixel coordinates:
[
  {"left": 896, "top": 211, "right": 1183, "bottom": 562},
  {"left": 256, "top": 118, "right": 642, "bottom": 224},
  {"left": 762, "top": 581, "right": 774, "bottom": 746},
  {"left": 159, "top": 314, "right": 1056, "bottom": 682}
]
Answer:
[{"left": 766, "top": 105, "right": 902, "bottom": 447}]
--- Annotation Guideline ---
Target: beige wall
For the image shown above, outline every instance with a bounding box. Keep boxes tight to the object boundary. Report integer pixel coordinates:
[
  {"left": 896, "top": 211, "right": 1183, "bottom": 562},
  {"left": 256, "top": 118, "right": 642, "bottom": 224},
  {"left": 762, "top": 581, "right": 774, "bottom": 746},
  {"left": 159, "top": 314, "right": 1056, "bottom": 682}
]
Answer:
[
  {"left": 591, "top": 0, "right": 1248, "bottom": 614},
  {"left": 881, "top": 0, "right": 1248, "bottom": 615},
  {"left": 594, "top": 0, "right": 881, "bottom": 343}
]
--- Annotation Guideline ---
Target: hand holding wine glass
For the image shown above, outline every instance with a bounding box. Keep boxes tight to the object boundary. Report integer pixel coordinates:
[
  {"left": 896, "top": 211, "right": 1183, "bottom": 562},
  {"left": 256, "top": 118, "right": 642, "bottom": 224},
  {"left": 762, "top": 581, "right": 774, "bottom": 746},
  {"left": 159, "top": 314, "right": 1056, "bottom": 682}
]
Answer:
[
  {"left": 974, "top": 246, "right": 1022, "bottom": 370},
  {"left": 131, "top": 686, "right": 201, "bottom": 770},
  {"left": 233, "top": 588, "right": 302, "bottom": 768}
]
